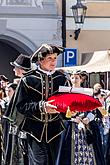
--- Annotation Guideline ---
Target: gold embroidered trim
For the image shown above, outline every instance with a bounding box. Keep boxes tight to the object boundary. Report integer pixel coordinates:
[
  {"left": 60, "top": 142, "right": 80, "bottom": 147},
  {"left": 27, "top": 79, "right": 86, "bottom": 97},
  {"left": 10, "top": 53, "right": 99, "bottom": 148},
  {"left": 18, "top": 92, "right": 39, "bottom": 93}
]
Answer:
[
  {"left": 28, "top": 86, "right": 42, "bottom": 95},
  {"left": 32, "top": 113, "right": 59, "bottom": 122},
  {"left": 47, "top": 121, "right": 65, "bottom": 143},
  {"left": 26, "top": 132, "right": 42, "bottom": 142},
  {"left": 20, "top": 118, "right": 26, "bottom": 130},
  {"left": 52, "top": 89, "right": 59, "bottom": 95},
  {"left": 53, "top": 75, "right": 63, "bottom": 79}
]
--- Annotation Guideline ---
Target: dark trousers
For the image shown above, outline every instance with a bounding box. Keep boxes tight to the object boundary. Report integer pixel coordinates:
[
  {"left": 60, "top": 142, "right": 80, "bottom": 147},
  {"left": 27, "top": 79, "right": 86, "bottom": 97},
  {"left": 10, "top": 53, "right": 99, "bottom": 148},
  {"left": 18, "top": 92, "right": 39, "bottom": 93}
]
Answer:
[{"left": 27, "top": 135, "right": 61, "bottom": 165}]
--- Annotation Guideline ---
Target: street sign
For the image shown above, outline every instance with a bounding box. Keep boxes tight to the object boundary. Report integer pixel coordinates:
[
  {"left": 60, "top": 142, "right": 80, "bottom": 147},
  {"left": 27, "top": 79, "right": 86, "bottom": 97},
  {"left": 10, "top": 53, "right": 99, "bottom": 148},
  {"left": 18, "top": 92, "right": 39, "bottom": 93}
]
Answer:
[{"left": 64, "top": 48, "right": 77, "bottom": 67}]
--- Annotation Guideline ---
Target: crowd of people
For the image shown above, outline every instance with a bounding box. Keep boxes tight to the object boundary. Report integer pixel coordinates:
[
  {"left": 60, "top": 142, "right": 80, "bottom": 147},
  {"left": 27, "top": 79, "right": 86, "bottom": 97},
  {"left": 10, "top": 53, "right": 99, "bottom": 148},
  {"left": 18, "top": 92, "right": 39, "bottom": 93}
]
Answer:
[{"left": 0, "top": 43, "right": 110, "bottom": 165}]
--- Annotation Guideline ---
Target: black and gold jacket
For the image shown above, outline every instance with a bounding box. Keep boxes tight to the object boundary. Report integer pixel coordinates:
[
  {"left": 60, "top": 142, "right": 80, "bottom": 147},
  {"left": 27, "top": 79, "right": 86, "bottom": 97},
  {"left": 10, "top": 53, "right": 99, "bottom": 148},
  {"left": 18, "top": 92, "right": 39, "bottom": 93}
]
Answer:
[{"left": 7, "top": 69, "right": 71, "bottom": 143}]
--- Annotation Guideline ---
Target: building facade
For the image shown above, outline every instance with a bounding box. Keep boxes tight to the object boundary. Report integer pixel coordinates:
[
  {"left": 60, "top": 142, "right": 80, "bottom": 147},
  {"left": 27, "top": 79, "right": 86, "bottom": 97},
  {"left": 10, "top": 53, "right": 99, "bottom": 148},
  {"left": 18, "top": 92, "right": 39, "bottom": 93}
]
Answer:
[
  {"left": 65, "top": 0, "right": 110, "bottom": 88},
  {"left": 66, "top": 0, "right": 110, "bottom": 64},
  {"left": 0, "top": 0, "right": 63, "bottom": 81}
]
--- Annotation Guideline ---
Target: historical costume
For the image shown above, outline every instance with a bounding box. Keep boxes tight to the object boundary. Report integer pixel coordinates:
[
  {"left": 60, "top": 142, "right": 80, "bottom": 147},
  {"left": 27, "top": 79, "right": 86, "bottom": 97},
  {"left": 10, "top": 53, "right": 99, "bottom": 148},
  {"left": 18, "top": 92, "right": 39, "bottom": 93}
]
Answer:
[
  {"left": 3, "top": 54, "right": 31, "bottom": 165},
  {"left": 58, "top": 71, "right": 105, "bottom": 165},
  {"left": 5, "top": 44, "right": 71, "bottom": 165},
  {"left": 58, "top": 112, "right": 105, "bottom": 165}
]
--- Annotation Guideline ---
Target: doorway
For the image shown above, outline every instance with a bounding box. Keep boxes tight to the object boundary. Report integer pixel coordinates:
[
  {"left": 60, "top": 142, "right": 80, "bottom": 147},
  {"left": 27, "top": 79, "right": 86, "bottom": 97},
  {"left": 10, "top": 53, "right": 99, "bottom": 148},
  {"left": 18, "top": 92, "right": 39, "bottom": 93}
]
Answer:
[{"left": 0, "top": 39, "right": 32, "bottom": 82}]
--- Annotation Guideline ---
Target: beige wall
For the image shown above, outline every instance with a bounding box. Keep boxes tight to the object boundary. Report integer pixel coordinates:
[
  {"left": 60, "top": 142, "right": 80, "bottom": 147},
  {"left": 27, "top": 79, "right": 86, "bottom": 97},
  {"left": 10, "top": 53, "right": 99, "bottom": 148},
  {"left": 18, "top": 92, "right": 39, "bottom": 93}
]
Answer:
[
  {"left": 66, "top": 1, "right": 110, "bottom": 64},
  {"left": 87, "top": 2, "right": 110, "bottom": 16},
  {"left": 65, "top": 1, "right": 110, "bottom": 89},
  {"left": 67, "top": 30, "right": 110, "bottom": 52},
  {"left": 66, "top": 30, "right": 110, "bottom": 64}
]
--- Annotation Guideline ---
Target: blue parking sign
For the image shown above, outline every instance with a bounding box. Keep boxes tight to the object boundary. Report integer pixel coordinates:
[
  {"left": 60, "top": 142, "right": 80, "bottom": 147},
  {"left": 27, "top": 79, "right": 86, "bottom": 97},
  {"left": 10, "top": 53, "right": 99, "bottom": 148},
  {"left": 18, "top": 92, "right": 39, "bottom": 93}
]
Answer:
[{"left": 64, "top": 48, "right": 77, "bottom": 67}]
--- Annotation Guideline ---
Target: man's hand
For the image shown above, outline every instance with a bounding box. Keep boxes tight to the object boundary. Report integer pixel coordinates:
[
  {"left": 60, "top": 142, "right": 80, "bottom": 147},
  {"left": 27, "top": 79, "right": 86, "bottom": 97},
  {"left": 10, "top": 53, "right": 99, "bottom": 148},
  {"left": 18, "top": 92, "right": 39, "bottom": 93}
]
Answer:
[
  {"left": 82, "top": 117, "right": 90, "bottom": 125},
  {"left": 72, "top": 116, "right": 82, "bottom": 123},
  {"left": 44, "top": 100, "right": 59, "bottom": 114}
]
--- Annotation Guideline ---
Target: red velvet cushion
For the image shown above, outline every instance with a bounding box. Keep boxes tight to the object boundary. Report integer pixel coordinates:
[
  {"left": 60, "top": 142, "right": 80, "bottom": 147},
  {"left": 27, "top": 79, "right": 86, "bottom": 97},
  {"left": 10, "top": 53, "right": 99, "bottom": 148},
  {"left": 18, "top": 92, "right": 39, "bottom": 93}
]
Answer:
[{"left": 48, "top": 93, "right": 102, "bottom": 113}]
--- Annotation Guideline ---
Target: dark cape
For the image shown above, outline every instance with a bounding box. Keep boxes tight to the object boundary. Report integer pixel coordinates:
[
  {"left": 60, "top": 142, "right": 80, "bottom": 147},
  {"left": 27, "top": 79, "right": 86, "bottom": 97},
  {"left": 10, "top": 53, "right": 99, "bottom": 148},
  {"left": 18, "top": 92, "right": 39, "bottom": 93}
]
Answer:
[{"left": 3, "top": 69, "right": 71, "bottom": 165}]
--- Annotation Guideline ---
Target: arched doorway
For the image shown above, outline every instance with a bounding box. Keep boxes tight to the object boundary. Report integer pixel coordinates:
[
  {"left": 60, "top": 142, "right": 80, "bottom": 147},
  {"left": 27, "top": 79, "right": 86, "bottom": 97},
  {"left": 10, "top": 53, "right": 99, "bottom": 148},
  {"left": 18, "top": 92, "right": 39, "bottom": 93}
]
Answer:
[{"left": 0, "top": 32, "right": 36, "bottom": 82}]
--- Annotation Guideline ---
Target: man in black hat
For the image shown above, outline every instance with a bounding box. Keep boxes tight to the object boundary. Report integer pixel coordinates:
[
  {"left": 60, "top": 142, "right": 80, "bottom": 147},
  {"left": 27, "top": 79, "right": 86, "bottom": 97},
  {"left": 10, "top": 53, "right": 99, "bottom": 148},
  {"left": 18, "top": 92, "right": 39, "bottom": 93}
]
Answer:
[
  {"left": 3, "top": 54, "right": 31, "bottom": 165},
  {"left": 10, "top": 54, "right": 31, "bottom": 78},
  {"left": 7, "top": 43, "right": 71, "bottom": 165}
]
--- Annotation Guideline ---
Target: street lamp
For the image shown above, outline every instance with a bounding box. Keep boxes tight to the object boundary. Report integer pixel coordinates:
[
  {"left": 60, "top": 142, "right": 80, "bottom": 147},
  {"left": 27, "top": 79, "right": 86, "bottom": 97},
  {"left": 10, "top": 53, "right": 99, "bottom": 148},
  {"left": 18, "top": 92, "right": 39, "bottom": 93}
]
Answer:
[{"left": 71, "top": 0, "right": 87, "bottom": 40}]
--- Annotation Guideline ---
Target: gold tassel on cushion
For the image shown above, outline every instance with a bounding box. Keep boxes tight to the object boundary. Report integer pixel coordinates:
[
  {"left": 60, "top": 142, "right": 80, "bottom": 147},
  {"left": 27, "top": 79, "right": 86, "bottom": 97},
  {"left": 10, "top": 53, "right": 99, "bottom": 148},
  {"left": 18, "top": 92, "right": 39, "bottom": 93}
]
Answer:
[
  {"left": 66, "top": 106, "right": 72, "bottom": 118},
  {"left": 98, "top": 107, "right": 108, "bottom": 116}
]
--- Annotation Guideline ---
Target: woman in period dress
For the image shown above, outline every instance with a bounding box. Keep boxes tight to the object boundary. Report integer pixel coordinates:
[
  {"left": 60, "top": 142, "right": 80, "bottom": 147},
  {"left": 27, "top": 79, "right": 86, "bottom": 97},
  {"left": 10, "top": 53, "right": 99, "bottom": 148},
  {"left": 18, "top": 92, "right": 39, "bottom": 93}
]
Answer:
[{"left": 58, "top": 71, "right": 105, "bottom": 165}]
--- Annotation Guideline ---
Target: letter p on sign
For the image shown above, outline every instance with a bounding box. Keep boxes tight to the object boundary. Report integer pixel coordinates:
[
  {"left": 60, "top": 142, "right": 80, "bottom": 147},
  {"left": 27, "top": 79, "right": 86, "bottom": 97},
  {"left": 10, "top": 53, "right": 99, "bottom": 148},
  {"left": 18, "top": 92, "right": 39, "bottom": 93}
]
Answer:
[{"left": 64, "top": 48, "right": 77, "bottom": 67}]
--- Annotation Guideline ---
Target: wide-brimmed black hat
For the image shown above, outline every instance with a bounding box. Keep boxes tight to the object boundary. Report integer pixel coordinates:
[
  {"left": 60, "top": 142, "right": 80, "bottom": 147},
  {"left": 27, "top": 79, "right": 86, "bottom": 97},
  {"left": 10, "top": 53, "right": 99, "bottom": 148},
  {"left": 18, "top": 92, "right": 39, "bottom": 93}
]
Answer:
[
  {"left": 31, "top": 44, "right": 64, "bottom": 62},
  {"left": 10, "top": 54, "right": 31, "bottom": 70},
  {"left": 0, "top": 75, "right": 9, "bottom": 82}
]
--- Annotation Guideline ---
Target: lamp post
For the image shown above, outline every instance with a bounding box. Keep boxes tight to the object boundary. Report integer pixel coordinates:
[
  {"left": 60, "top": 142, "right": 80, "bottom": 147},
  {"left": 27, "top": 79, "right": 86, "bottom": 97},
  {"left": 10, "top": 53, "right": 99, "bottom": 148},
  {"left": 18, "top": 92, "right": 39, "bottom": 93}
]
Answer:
[
  {"left": 62, "top": 0, "right": 66, "bottom": 66},
  {"left": 71, "top": 0, "right": 87, "bottom": 40}
]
